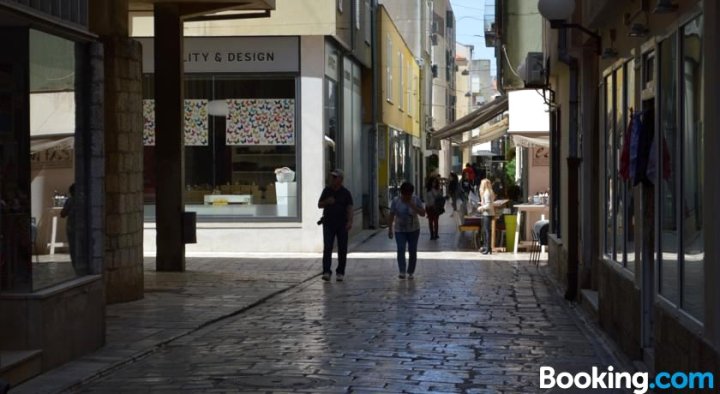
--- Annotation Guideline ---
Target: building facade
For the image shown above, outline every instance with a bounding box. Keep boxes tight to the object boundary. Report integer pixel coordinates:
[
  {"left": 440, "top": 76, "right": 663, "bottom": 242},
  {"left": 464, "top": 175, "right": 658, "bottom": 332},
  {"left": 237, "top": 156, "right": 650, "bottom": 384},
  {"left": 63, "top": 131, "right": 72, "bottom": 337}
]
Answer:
[
  {"left": 541, "top": 0, "right": 719, "bottom": 373},
  {"left": 131, "top": 0, "right": 374, "bottom": 253},
  {"left": 431, "top": 0, "right": 456, "bottom": 177},
  {"left": 378, "top": 0, "right": 433, "bottom": 191},
  {"left": 377, "top": 5, "right": 422, "bottom": 208}
]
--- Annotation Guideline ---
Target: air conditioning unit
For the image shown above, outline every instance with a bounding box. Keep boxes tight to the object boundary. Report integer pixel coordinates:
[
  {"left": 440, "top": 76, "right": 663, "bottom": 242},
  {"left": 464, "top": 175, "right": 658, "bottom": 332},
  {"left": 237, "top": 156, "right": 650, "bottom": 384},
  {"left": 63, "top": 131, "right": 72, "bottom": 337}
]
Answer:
[{"left": 522, "top": 52, "right": 545, "bottom": 88}]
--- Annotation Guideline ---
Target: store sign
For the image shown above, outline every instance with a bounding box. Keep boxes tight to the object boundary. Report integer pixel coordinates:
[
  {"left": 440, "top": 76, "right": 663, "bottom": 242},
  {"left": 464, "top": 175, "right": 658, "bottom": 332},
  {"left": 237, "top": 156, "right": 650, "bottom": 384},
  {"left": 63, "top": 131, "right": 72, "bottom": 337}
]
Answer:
[{"left": 139, "top": 36, "right": 299, "bottom": 73}]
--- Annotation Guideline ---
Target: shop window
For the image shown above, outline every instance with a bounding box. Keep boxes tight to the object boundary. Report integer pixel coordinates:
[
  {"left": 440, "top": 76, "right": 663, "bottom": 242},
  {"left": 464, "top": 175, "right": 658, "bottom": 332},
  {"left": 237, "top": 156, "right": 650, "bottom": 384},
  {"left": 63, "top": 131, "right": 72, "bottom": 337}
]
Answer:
[
  {"left": 388, "top": 129, "right": 409, "bottom": 200},
  {"left": 653, "top": 16, "right": 704, "bottom": 321},
  {"left": 680, "top": 16, "right": 703, "bottom": 321},
  {"left": 604, "top": 74, "right": 614, "bottom": 259},
  {"left": 325, "top": 78, "right": 339, "bottom": 178},
  {"left": 602, "top": 60, "right": 637, "bottom": 274},
  {"left": 2, "top": 29, "right": 89, "bottom": 292},
  {"left": 142, "top": 76, "right": 298, "bottom": 220},
  {"left": 658, "top": 33, "right": 679, "bottom": 305}
]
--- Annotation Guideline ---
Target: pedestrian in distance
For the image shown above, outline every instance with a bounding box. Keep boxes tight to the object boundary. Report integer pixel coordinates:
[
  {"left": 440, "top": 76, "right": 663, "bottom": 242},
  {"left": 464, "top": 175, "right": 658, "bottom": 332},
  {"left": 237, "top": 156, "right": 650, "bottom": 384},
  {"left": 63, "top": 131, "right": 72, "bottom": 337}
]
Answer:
[
  {"left": 477, "top": 178, "right": 496, "bottom": 255},
  {"left": 318, "top": 169, "right": 353, "bottom": 282},
  {"left": 425, "top": 176, "right": 444, "bottom": 240},
  {"left": 387, "top": 182, "right": 426, "bottom": 279},
  {"left": 462, "top": 163, "right": 476, "bottom": 193},
  {"left": 447, "top": 172, "right": 459, "bottom": 212},
  {"left": 460, "top": 171, "right": 472, "bottom": 212},
  {"left": 60, "top": 183, "right": 79, "bottom": 273}
]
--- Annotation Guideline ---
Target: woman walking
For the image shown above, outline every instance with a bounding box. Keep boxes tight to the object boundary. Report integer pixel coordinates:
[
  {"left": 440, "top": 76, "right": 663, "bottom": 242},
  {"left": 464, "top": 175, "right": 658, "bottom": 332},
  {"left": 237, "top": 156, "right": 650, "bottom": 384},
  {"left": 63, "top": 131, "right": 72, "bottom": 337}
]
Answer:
[
  {"left": 478, "top": 178, "right": 496, "bottom": 255},
  {"left": 425, "top": 177, "right": 443, "bottom": 240},
  {"left": 387, "top": 182, "right": 426, "bottom": 279}
]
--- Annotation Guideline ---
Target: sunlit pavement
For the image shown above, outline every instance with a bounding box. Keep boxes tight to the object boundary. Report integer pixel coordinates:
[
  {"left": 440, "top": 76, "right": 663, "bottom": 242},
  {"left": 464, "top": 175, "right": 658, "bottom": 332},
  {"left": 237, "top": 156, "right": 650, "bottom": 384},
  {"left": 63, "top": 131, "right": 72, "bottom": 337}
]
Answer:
[{"left": 13, "top": 209, "right": 623, "bottom": 393}]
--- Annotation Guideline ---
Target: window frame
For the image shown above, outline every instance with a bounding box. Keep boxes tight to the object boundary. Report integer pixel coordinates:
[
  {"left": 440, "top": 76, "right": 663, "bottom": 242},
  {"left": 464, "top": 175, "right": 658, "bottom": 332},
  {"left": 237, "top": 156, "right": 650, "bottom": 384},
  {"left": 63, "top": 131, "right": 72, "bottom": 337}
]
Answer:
[
  {"left": 653, "top": 12, "right": 705, "bottom": 324},
  {"left": 601, "top": 58, "right": 637, "bottom": 273}
]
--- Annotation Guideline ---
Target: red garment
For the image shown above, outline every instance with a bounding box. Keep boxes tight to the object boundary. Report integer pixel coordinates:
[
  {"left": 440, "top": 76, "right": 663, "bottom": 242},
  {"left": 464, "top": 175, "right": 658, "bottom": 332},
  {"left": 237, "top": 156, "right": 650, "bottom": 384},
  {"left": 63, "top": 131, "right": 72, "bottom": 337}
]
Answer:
[
  {"left": 619, "top": 116, "right": 633, "bottom": 181},
  {"left": 462, "top": 167, "right": 475, "bottom": 182}
]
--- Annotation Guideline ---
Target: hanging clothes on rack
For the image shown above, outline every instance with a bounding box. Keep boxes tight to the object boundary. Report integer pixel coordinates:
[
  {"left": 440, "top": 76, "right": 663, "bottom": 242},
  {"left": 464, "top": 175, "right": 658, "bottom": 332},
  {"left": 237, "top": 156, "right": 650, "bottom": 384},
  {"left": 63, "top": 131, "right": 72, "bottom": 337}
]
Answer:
[
  {"left": 634, "top": 108, "right": 655, "bottom": 186},
  {"left": 619, "top": 109, "right": 634, "bottom": 181}
]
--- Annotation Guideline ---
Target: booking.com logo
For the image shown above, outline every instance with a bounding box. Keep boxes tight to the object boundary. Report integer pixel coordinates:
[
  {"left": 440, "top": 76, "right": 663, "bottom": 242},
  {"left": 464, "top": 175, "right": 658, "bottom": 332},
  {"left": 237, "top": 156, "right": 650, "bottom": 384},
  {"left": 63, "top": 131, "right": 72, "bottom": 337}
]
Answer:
[{"left": 540, "top": 366, "right": 715, "bottom": 393}]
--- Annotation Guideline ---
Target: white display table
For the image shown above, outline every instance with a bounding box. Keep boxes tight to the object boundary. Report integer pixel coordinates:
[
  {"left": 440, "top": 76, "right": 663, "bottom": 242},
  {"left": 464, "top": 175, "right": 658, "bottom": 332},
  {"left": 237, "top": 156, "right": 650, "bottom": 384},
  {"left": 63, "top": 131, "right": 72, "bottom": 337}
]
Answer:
[
  {"left": 203, "top": 194, "right": 252, "bottom": 205},
  {"left": 46, "top": 207, "right": 66, "bottom": 255}
]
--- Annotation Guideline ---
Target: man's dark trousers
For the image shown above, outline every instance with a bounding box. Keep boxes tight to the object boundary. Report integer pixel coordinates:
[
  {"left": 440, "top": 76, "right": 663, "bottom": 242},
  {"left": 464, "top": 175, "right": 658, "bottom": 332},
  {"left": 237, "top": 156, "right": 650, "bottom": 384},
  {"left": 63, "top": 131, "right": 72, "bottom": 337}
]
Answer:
[{"left": 322, "top": 221, "right": 348, "bottom": 275}]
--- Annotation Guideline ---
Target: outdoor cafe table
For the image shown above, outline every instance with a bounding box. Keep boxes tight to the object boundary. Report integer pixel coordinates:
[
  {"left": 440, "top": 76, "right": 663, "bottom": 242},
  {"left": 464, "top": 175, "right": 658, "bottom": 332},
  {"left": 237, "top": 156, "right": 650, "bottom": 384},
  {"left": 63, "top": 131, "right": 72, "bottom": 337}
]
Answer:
[
  {"left": 462, "top": 199, "right": 509, "bottom": 252},
  {"left": 513, "top": 203, "right": 549, "bottom": 254}
]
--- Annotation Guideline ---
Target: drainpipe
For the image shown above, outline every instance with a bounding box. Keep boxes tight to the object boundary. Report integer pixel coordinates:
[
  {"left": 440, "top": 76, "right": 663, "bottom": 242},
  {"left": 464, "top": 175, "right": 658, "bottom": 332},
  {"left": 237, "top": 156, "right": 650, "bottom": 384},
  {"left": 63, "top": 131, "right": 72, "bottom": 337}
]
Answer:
[
  {"left": 369, "top": 0, "right": 379, "bottom": 228},
  {"left": 558, "top": 29, "right": 581, "bottom": 301}
]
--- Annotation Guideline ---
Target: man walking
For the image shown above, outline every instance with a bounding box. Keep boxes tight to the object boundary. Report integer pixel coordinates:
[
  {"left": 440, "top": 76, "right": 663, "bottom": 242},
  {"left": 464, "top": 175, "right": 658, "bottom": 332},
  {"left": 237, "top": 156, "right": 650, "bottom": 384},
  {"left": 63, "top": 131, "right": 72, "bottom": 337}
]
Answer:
[{"left": 318, "top": 169, "right": 353, "bottom": 281}]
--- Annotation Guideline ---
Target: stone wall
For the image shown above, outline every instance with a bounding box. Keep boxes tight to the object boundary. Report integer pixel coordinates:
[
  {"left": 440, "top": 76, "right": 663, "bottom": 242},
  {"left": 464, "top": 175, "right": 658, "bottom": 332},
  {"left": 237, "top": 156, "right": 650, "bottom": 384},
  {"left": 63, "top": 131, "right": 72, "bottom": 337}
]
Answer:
[
  {"left": 547, "top": 235, "right": 567, "bottom": 287},
  {"left": 0, "top": 277, "right": 105, "bottom": 370},
  {"left": 655, "top": 307, "right": 720, "bottom": 375},
  {"left": 597, "top": 259, "right": 642, "bottom": 360},
  {"left": 102, "top": 37, "right": 144, "bottom": 303}
]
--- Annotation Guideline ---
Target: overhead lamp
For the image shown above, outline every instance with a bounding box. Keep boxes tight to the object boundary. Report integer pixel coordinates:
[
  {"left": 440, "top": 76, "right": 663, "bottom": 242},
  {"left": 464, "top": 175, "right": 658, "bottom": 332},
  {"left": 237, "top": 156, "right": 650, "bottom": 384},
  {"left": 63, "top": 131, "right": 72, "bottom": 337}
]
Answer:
[
  {"left": 628, "top": 23, "right": 649, "bottom": 37},
  {"left": 538, "top": 0, "right": 575, "bottom": 22},
  {"left": 653, "top": 0, "right": 678, "bottom": 14},
  {"left": 601, "top": 48, "right": 618, "bottom": 59},
  {"left": 537, "top": 0, "right": 601, "bottom": 55}
]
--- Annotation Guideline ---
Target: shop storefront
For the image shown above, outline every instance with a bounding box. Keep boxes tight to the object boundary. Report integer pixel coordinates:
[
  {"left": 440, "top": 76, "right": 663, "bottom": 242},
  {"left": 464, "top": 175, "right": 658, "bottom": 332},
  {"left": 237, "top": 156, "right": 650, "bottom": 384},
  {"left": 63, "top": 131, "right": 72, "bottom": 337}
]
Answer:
[
  {"left": 1, "top": 3, "right": 105, "bottom": 379},
  {"left": 138, "top": 35, "right": 364, "bottom": 253},
  {"left": 139, "top": 36, "right": 300, "bottom": 221}
]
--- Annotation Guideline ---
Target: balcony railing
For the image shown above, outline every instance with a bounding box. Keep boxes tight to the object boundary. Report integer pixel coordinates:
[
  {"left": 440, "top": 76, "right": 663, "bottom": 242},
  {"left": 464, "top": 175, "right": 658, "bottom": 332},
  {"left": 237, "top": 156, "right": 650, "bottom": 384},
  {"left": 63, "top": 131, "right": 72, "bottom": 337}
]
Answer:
[{"left": 3, "top": 0, "right": 88, "bottom": 27}]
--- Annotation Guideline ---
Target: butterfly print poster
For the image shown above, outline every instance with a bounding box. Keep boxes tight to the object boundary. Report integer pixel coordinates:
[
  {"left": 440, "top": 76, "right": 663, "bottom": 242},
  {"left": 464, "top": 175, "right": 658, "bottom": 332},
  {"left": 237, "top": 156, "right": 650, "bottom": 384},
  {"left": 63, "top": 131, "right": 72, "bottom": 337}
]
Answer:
[
  {"left": 225, "top": 99, "right": 295, "bottom": 146},
  {"left": 143, "top": 99, "right": 209, "bottom": 146}
]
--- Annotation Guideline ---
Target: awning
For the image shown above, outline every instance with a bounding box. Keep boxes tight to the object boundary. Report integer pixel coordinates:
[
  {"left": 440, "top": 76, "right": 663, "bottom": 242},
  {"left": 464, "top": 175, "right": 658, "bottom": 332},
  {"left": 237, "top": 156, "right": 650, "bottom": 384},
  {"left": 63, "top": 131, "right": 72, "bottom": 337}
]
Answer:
[
  {"left": 512, "top": 134, "right": 549, "bottom": 148},
  {"left": 31, "top": 136, "right": 74, "bottom": 154},
  {"left": 461, "top": 117, "right": 509, "bottom": 147},
  {"left": 431, "top": 96, "right": 508, "bottom": 142}
]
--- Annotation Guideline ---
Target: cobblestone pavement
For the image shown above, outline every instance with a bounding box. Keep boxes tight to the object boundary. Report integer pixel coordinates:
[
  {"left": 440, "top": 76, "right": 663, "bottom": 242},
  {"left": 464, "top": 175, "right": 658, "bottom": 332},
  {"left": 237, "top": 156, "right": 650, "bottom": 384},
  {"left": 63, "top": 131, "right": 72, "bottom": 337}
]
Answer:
[
  {"left": 14, "top": 209, "right": 624, "bottom": 393},
  {"left": 72, "top": 226, "right": 619, "bottom": 393}
]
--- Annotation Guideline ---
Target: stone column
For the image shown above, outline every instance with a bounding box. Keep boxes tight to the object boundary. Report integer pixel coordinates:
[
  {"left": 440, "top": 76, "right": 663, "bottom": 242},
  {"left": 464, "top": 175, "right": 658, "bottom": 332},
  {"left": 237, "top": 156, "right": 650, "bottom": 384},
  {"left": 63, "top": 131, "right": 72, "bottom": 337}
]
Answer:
[
  {"left": 154, "top": 4, "right": 186, "bottom": 271},
  {"left": 89, "top": 0, "right": 145, "bottom": 303}
]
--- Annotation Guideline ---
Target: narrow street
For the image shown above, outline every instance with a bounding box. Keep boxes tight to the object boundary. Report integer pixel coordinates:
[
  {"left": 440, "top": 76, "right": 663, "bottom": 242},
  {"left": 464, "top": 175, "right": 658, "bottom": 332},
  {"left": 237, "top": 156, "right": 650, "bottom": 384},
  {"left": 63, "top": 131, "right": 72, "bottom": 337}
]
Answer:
[{"left": 59, "top": 212, "right": 621, "bottom": 393}]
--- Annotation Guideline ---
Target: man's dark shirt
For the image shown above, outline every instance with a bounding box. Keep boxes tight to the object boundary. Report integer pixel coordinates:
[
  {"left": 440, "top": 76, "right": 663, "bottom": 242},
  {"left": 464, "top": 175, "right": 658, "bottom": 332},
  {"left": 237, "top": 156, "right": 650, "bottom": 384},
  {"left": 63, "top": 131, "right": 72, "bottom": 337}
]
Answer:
[{"left": 319, "top": 186, "right": 353, "bottom": 225}]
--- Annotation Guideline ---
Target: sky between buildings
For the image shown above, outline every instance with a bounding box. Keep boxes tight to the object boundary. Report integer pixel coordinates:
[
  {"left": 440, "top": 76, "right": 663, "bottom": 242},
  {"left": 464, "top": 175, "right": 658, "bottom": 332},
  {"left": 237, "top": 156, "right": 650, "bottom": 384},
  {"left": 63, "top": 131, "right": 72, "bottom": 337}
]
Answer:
[{"left": 451, "top": 0, "right": 497, "bottom": 77}]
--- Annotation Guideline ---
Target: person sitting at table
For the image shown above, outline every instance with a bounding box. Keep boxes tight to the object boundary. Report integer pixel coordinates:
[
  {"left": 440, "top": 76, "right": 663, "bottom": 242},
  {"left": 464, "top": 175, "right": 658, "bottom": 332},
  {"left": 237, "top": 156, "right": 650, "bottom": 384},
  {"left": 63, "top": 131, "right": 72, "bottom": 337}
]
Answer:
[{"left": 477, "top": 178, "right": 495, "bottom": 255}]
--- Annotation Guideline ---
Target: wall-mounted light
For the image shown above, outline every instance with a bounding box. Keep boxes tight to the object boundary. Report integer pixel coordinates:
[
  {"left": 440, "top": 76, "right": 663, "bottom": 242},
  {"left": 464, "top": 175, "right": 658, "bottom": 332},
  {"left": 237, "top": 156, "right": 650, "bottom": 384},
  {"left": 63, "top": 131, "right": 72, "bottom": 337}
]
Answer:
[
  {"left": 537, "top": 0, "right": 601, "bottom": 55},
  {"left": 601, "top": 29, "right": 618, "bottom": 59},
  {"left": 628, "top": 23, "right": 649, "bottom": 37},
  {"left": 653, "top": 0, "right": 678, "bottom": 14},
  {"left": 601, "top": 48, "right": 618, "bottom": 59},
  {"left": 464, "top": 92, "right": 472, "bottom": 97},
  {"left": 461, "top": 69, "right": 469, "bottom": 75}
]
